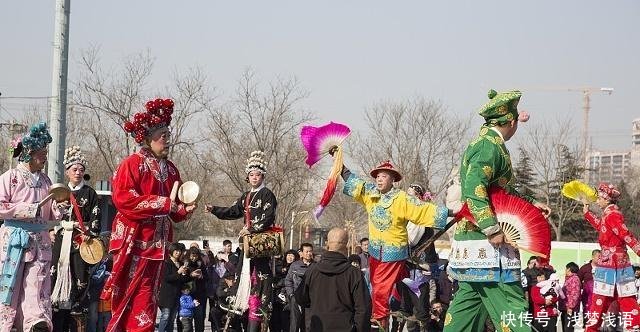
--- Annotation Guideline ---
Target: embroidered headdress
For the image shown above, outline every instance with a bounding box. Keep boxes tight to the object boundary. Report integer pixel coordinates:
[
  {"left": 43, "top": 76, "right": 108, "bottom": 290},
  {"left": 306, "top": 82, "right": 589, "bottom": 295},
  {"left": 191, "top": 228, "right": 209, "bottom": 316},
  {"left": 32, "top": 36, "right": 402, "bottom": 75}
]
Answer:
[
  {"left": 63, "top": 145, "right": 88, "bottom": 169},
  {"left": 8, "top": 122, "right": 53, "bottom": 162},
  {"left": 597, "top": 182, "right": 621, "bottom": 202},
  {"left": 245, "top": 150, "right": 267, "bottom": 174},
  {"left": 123, "top": 98, "right": 174, "bottom": 144}
]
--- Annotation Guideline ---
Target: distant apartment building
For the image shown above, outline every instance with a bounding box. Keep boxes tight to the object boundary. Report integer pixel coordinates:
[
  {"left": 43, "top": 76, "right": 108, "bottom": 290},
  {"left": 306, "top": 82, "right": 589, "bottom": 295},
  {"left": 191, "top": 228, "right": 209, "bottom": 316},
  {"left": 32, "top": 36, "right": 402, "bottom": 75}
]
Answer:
[{"left": 586, "top": 118, "right": 640, "bottom": 186}]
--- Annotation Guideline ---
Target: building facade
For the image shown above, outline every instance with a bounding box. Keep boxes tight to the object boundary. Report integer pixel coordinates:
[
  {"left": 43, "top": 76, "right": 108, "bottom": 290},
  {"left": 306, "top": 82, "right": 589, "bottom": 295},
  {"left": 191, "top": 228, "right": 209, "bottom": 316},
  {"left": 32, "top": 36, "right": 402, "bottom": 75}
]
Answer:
[{"left": 586, "top": 119, "right": 640, "bottom": 186}]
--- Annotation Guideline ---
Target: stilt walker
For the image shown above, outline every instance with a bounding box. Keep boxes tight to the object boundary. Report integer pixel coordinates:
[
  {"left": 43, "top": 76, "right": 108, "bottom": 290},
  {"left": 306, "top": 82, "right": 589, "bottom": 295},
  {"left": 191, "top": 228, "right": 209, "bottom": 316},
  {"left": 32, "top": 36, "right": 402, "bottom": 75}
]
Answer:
[
  {"left": 205, "top": 151, "right": 279, "bottom": 332},
  {"left": 583, "top": 183, "right": 640, "bottom": 331}
]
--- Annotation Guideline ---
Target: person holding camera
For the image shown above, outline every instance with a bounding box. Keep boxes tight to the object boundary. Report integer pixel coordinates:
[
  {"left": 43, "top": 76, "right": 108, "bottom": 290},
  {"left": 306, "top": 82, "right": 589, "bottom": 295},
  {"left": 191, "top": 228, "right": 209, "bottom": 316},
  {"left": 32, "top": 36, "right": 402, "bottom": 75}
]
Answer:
[
  {"left": 158, "top": 243, "right": 192, "bottom": 332},
  {"left": 426, "top": 300, "right": 446, "bottom": 332},
  {"left": 270, "top": 250, "right": 300, "bottom": 332},
  {"left": 185, "top": 247, "right": 207, "bottom": 332}
]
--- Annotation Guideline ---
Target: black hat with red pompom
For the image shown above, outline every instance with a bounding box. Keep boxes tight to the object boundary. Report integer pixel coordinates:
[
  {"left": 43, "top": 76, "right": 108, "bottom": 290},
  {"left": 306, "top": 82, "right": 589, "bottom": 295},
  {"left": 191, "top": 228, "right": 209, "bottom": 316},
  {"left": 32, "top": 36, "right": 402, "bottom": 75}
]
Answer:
[{"left": 123, "top": 98, "right": 174, "bottom": 144}]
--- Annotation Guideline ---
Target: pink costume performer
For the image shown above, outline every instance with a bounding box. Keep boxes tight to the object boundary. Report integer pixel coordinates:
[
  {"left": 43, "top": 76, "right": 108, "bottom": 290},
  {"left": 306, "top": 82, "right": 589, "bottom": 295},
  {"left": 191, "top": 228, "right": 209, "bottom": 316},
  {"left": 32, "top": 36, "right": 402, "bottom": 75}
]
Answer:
[{"left": 0, "top": 122, "right": 61, "bottom": 332}]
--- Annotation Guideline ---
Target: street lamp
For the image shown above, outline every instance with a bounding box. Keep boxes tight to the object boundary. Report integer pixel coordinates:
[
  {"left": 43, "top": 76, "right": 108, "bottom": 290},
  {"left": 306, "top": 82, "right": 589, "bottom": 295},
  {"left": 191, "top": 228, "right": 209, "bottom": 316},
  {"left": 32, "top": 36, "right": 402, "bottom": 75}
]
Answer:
[{"left": 289, "top": 210, "right": 309, "bottom": 249}]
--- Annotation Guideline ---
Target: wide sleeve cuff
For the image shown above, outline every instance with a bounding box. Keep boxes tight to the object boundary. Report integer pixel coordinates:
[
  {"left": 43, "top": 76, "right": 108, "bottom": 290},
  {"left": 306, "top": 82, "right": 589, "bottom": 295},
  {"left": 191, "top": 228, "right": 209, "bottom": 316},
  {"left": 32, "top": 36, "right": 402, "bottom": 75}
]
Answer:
[
  {"left": 434, "top": 206, "right": 449, "bottom": 229},
  {"left": 343, "top": 173, "right": 365, "bottom": 198}
]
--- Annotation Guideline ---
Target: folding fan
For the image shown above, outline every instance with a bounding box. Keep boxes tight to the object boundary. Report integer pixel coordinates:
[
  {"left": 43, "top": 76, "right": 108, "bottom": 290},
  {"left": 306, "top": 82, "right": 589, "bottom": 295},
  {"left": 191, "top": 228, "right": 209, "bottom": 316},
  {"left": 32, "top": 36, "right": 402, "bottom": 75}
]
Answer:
[
  {"left": 562, "top": 180, "right": 597, "bottom": 203},
  {"left": 300, "top": 122, "right": 351, "bottom": 219},
  {"left": 457, "top": 187, "right": 552, "bottom": 258}
]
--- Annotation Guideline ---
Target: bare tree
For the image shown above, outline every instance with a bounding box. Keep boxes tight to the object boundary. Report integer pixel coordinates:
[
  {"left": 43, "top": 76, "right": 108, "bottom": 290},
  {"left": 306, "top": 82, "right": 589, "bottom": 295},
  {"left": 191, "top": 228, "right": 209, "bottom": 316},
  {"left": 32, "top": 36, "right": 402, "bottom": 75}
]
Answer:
[
  {"left": 199, "top": 68, "right": 316, "bottom": 238},
  {"left": 72, "top": 46, "right": 155, "bottom": 176},
  {"left": 70, "top": 47, "right": 222, "bottom": 240},
  {"left": 519, "top": 117, "right": 586, "bottom": 241},
  {"left": 351, "top": 97, "right": 471, "bottom": 196}
]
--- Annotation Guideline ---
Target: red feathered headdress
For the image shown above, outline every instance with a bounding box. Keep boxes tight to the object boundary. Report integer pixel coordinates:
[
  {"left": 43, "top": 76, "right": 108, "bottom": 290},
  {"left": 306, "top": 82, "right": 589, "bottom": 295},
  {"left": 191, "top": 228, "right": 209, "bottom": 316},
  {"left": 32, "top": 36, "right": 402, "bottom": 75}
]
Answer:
[{"left": 123, "top": 98, "right": 174, "bottom": 143}]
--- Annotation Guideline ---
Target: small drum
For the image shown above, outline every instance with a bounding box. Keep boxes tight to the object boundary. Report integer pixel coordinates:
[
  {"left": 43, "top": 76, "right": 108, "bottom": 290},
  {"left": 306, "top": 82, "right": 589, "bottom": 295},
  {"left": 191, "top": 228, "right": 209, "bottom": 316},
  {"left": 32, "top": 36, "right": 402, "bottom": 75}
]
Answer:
[
  {"left": 243, "top": 230, "right": 285, "bottom": 259},
  {"left": 79, "top": 237, "right": 106, "bottom": 264},
  {"left": 178, "top": 181, "right": 201, "bottom": 205}
]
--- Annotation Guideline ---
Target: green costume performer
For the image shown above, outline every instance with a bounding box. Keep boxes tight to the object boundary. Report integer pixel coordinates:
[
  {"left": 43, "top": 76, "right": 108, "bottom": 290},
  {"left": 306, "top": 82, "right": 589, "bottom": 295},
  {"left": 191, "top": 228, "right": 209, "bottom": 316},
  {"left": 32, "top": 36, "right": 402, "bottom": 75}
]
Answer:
[{"left": 444, "top": 89, "right": 549, "bottom": 332}]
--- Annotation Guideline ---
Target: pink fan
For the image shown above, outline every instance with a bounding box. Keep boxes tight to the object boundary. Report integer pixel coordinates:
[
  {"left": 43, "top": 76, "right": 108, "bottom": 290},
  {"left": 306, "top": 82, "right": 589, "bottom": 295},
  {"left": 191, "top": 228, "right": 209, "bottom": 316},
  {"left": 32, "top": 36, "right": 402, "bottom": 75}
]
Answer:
[
  {"left": 300, "top": 122, "right": 351, "bottom": 167},
  {"left": 300, "top": 122, "right": 351, "bottom": 219}
]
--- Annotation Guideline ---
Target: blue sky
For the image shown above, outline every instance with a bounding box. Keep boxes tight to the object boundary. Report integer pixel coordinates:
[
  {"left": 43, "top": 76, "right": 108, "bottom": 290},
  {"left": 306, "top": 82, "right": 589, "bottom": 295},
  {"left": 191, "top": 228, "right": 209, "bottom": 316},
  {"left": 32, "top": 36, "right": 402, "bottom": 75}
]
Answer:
[{"left": 1, "top": 1, "right": 638, "bottom": 150}]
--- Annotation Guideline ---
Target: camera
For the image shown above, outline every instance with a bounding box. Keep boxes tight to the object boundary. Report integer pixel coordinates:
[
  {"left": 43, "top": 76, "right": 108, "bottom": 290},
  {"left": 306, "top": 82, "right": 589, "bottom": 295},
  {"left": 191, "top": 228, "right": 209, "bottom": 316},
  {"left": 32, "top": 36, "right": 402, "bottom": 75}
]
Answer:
[{"left": 277, "top": 291, "right": 288, "bottom": 304}]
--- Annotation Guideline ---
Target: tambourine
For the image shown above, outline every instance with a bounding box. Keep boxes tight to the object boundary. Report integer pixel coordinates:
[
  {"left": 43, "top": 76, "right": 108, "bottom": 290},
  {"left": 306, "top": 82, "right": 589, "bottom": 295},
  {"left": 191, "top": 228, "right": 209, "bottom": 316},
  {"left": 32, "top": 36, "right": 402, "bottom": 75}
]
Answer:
[
  {"left": 79, "top": 238, "right": 105, "bottom": 265},
  {"left": 178, "top": 181, "right": 201, "bottom": 205}
]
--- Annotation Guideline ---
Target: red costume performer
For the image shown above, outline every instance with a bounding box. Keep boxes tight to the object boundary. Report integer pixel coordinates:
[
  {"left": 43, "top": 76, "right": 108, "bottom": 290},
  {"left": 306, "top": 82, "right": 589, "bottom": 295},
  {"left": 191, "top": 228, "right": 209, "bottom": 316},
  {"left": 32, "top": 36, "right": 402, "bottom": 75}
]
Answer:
[
  {"left": 101, "top": 98, "right": 194, "bottom": 332},
  {"left": 584, "top": 182, "right": 640, "bottom": 332}
]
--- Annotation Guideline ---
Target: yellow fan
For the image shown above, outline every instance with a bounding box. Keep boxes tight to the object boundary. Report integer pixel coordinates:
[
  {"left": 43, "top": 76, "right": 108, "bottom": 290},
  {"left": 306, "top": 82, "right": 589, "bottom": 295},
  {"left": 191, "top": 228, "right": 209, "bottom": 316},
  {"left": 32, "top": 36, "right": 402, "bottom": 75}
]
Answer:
[{"left": 562, "top": 180, "right": 597, "bottom": 203}]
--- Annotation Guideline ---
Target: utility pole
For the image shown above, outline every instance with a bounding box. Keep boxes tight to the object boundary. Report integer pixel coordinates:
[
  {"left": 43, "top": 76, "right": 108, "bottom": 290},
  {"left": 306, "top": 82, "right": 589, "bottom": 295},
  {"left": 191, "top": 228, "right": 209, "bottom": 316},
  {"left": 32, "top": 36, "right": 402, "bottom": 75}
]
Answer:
[{"left": 48, "top": 0, "right": 71, "bottom": 182}]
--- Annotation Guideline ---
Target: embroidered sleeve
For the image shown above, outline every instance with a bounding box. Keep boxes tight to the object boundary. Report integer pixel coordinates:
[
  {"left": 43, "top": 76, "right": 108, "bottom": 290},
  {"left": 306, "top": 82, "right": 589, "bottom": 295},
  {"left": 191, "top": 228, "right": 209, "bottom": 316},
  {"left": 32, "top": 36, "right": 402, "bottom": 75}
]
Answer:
[
  {"left": 584, "top": 211, "right": 601, "bottom": 230},
  {"left": 88, "top": 190, "right": 101, "bottom": 236},
  {"left": 211, "top": 195, "right": 245, "bottom": 220},
  {"left": 342, "top": 172, "right": 368, "bottom": 206},
  {"left": 605, "top": 211, "right": 640, "bottom": 255},
  {"left": 249, "top": 190, "right": 277, "bottom": 233},
  {"left": 462, "top": 141, "right": 500, "bottom": 236},
  {"left": 111, "top": 155, "right": 171, "bottom": 222},
  {"left": 0, "top": 169, "right": 39, "bottom": 220},
  {"left": 403, "top": 194, "right": 448, "bottom": 229}
]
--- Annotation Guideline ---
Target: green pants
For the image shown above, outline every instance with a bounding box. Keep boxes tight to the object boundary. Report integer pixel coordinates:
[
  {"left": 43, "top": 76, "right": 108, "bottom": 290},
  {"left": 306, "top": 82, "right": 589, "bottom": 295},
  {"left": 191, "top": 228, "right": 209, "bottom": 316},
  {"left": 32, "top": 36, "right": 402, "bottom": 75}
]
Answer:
[{"left": 443, "top": 281, "right": 530, "bottom": 332}]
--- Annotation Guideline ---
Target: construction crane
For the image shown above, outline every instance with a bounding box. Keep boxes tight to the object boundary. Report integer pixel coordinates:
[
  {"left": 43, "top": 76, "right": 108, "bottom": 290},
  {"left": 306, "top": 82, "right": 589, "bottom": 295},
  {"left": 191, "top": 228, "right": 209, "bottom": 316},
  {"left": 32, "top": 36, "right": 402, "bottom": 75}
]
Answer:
[
  {"left": 568, "top": 87, "right": 614, "bottom": 163},
  {"left": 525, "top": 86, "right": 614, "bottom": 166}
]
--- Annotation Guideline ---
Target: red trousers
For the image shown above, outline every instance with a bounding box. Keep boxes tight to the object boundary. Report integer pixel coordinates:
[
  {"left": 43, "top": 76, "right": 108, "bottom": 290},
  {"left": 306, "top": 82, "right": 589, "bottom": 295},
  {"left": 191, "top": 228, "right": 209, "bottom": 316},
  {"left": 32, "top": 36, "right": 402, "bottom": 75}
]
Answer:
[
  {"left": 585, "top": 292, "right": 640, "bottom": 331},
  {"left": 369, "top": 257, "right": 407, "bottom": 320},
  {"left": 103, "top": 253, "right": 163, "bottom": 332}
]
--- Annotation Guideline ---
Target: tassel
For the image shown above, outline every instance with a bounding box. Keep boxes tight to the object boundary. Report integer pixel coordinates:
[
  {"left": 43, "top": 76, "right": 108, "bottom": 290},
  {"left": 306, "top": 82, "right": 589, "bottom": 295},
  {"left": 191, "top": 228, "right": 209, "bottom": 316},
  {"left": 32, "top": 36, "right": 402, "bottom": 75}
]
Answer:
[{"left": 313, "top": 145, "right": 343, "bottom": 219}]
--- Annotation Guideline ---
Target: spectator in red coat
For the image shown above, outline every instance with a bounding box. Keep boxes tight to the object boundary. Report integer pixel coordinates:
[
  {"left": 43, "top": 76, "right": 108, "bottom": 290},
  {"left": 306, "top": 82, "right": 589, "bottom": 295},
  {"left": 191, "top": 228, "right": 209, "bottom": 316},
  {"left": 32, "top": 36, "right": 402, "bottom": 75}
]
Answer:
[
  {"left": 560, "top": 262, "right": 581, "bottom": 332},
  {"left": 531, "top": 270, "right": 559, "bottom": 332}
]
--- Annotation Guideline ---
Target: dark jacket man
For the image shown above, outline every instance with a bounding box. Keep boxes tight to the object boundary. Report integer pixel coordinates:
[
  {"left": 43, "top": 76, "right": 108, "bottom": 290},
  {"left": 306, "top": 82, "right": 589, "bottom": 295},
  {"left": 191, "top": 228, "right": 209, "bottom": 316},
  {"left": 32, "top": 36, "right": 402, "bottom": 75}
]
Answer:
[{"left": 295, "top": 228, "right": 371, "bottom": 332}]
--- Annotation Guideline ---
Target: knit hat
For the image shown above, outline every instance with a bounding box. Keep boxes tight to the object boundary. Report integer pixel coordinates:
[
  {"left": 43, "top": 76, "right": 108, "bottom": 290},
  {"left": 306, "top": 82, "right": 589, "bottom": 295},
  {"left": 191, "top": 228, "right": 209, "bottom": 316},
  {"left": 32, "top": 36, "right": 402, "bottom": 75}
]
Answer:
[
  {"left": 245, "top": 151, "right": 267, "bottom": 174},
  {"left": 123, "top": 98, "right": 174, "bottom": 144},
  {"left": 63, "top": 146, "right": 88, "bottom": 169},
  {"left": 478, "top": 89, "right": 522, "bottom": 126},
  {"left": 8, "top": 122, "right": 53, "bottom": 162}
]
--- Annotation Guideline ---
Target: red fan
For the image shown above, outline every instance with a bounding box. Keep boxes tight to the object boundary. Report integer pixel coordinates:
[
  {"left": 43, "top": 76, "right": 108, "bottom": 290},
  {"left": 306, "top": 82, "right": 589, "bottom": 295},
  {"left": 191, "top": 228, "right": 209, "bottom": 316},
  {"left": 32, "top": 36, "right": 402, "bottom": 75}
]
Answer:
[
  {"left": 469, "top": 187, "right": 552, "bottom": 259},
  {"left": 412, "top": 186, "right": 551, "bottom": 262}
]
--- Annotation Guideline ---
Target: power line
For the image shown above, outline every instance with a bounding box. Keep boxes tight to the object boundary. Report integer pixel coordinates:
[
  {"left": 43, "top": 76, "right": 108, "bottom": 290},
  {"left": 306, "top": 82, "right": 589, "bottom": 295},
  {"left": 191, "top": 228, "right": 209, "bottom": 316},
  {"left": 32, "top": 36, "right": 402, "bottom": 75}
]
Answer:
[{"left": 0, "top": 96, "right": 53, "bottom": 100}]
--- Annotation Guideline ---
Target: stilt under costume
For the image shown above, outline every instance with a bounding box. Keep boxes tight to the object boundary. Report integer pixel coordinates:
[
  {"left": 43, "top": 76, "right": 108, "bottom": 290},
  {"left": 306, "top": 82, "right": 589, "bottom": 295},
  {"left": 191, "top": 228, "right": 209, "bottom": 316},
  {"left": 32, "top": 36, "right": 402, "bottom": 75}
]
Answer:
[
  {"left": 101, "top": 98, "right": 193, "bottom": 332},
  {"left": 51, "top": 146, "right": 102, "bottom": 330},
  {"left": 340, "top": 161, "right": 449, "bottom": 328},
  {"left": 584, "top": 183, "right": 640, "bottom": 331},
  {"left": 0, "top": 122, "right": 61, "bottom": 332},
  {"left": 209, "top": 151, "right": 278, "bottom": 332}
]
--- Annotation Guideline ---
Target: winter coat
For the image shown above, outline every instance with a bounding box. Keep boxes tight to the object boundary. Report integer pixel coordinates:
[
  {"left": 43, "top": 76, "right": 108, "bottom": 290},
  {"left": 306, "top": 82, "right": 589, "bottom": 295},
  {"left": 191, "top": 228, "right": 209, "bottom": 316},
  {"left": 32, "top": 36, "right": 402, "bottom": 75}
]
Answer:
[{"left": 295, "top": 251, "right": 371, "bottom": 332}]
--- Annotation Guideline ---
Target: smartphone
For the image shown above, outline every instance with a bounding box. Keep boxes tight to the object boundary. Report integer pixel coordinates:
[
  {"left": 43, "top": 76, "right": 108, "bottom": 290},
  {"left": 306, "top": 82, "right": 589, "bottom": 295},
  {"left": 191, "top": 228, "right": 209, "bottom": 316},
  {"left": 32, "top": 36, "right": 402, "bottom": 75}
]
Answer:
[{"left": 203, "top": 240, "right": 209, "bottom": 249}]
